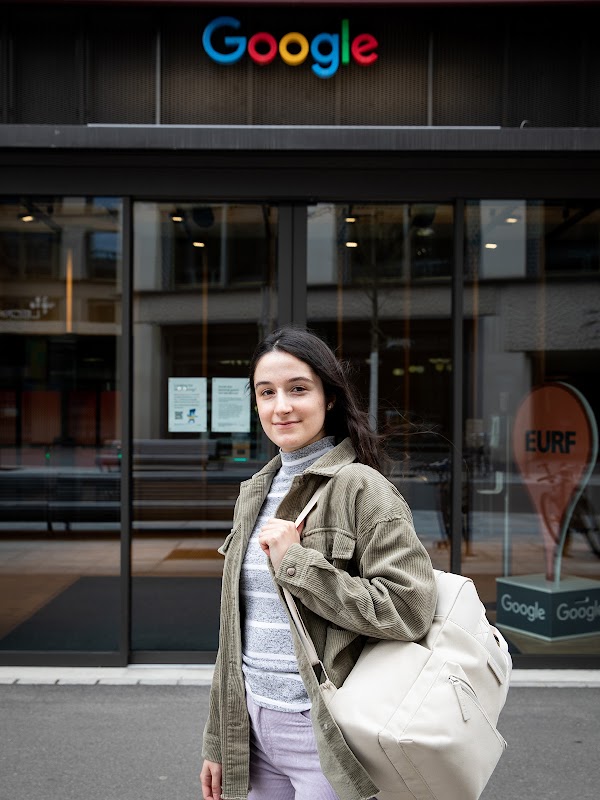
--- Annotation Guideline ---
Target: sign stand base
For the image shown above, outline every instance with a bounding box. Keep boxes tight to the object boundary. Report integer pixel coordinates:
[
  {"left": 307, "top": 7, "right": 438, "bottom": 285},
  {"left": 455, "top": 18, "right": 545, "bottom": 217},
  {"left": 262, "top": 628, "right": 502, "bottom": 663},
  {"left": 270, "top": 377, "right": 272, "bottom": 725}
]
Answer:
[{"left": 496, "top": 574, "right": 600, "bottom": 640}]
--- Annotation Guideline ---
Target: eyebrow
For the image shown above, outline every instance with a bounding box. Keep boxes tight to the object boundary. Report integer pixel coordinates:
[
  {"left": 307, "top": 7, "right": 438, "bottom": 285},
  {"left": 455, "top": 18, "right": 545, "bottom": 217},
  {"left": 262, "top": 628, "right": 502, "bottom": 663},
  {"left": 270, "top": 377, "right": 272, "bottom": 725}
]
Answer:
[{"left": 254, "top": 376, "right": 316, "bottom": 388}]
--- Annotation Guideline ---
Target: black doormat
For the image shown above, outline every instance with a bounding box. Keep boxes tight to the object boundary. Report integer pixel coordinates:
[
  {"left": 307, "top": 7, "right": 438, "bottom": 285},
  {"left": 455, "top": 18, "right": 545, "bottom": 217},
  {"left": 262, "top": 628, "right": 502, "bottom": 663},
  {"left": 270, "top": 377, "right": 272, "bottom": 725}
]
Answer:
[{"left": 0, "top": 576, "right": 221, "bottom": 652}]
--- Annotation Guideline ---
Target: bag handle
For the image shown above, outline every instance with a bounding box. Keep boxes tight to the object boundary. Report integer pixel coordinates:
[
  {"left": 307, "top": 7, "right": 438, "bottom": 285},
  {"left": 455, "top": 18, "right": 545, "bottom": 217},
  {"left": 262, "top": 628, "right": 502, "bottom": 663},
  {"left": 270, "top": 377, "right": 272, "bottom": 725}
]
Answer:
[{"left": 281, "top": 484, "right": 327, "bottom": 670}]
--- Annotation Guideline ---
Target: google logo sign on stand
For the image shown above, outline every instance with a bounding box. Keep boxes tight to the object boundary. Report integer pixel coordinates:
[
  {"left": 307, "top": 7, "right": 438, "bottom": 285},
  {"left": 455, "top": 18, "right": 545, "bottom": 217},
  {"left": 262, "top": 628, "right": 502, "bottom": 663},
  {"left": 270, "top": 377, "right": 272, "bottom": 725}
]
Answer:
[{"left": 202, "top": 17, "right": 378, "bottom": 79}]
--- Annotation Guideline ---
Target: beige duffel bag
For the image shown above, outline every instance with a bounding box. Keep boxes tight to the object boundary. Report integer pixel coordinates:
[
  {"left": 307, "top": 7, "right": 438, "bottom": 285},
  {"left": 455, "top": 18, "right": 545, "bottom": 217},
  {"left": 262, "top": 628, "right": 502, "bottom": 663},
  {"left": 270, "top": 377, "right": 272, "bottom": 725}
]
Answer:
[{"left": 287, "top": 493, "right": 512, "bottom": 800}]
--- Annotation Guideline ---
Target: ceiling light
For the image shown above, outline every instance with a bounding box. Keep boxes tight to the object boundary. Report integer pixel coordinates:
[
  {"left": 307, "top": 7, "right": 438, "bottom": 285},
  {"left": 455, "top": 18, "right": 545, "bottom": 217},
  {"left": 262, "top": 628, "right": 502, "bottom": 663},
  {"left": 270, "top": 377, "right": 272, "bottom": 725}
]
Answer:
[
  {"left": 485, "top": 243, "right": 498, "bottom": 249},
  {"left": 171, "top": 214, "right": 183, "bottom": 222},
  {"left": 193, "top": 241, "right": 205, "bottom": 248},
  {"left": 346, "top": 242, "right": 358, "bottom": 248},
  {"left": 505, "top": 217, "right": 518, "bottom": 224},
  {"left": 19, "top": 213, "right": 34, "bottom": 223},
  {"left": 345, "top": 217, "right": 356, "bottom": 223}
]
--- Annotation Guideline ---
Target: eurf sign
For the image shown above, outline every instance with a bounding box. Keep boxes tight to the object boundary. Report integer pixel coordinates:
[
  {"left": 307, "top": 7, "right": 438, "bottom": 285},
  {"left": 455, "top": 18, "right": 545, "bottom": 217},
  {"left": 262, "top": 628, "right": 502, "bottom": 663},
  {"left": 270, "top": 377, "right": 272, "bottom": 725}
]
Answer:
[
  {"left": 512, "top": 382, "right": 598, "bottom": 584},
  {"left": 202, "top": 17, "right": 378, "bottom": 79}
]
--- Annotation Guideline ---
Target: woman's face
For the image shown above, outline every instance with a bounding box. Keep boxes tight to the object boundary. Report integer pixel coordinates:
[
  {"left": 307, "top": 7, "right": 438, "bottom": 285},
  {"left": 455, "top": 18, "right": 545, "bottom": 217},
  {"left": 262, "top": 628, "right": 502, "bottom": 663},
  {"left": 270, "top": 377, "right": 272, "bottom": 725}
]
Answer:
[{"left": 253, "top": 350, "right": 329, "bottom": 452}]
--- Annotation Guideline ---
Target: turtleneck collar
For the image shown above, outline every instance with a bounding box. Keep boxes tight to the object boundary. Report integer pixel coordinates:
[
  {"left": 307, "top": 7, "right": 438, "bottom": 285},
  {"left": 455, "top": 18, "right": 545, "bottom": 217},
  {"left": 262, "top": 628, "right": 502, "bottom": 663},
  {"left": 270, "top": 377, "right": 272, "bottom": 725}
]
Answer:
[{"left": 279, "top": 435, "right": 336, "bottom": 467}]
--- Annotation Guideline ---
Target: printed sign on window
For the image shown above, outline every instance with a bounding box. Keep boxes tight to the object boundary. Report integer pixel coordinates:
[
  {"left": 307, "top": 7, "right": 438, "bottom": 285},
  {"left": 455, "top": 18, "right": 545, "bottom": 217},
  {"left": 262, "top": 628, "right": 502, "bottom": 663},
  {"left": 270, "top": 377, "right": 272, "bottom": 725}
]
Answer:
[
  {"left": 168, "top": 377, "right": 207, "bottom": 433},
  {"left": 211, "top": 378, "right": 250, "bottom": 433}
]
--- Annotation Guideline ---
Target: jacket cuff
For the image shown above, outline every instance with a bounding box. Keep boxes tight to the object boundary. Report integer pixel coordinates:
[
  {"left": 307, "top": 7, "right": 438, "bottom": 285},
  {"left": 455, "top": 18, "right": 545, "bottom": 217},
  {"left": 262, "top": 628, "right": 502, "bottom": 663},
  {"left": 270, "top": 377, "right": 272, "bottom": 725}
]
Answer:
[
  {"left": 202, "top": 730, "right": 222, "bottom": 763},
  {"left": 276, "top": 542, "right": 316, "bottom": 587}
]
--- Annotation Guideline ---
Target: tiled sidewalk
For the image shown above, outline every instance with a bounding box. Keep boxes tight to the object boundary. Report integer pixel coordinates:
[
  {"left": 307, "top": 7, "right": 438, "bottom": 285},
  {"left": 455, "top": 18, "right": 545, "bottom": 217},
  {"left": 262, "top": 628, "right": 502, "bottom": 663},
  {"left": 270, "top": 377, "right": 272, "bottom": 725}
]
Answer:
[{"left": 1, "top": 665, "right": 599, "bottom": 686}]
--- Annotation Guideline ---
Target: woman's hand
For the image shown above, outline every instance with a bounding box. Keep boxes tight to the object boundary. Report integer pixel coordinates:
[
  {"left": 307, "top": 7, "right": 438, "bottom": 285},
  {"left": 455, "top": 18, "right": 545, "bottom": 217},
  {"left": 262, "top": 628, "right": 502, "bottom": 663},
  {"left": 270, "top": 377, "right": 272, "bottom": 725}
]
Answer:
[
  {"left": 200, "top": 759, "right": 222, "bottom": 800},
  {"left": 258, "top": 518, "right": 303, "bottom": 571}
]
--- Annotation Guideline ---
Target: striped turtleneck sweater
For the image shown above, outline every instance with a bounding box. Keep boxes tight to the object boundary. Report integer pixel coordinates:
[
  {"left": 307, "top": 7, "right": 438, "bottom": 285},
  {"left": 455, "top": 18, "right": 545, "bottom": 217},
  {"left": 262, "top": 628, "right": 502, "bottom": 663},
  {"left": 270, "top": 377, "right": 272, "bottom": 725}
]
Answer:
[{"left": 240, "top": 436, "right": 335, "bottom": 712}]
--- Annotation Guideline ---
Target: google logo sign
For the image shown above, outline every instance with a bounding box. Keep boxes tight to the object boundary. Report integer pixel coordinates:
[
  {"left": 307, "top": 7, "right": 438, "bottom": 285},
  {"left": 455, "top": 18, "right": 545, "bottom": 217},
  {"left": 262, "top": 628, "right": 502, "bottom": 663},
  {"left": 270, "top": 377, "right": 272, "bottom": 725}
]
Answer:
[{"left": 202, "top": 17, "right": 378, "bottom": 79}]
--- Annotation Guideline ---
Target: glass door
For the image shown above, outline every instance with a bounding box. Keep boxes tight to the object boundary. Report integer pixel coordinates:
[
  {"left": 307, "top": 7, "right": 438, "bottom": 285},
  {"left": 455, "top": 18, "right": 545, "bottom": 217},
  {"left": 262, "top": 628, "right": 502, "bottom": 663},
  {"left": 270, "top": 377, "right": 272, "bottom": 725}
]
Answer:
[
  {"left": 0, "top": 195, "right": 122, "bottom": 655},
  {"left": 464, "top": 200, "right": 600, "bottom": 658},
  {"left": 131, "top": 202, "right": 277, "bottom": 654},
  {"left": 306, "top": 202, "right": 455, "bottom": 572}
]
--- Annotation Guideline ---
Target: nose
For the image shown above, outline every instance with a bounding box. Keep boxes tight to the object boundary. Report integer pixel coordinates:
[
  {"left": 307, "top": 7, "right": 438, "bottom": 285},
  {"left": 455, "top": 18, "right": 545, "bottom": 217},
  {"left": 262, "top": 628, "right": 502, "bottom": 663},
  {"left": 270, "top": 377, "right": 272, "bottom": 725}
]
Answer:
[{"left": 274, "top": 390, "right": 292, "bottom": 415}]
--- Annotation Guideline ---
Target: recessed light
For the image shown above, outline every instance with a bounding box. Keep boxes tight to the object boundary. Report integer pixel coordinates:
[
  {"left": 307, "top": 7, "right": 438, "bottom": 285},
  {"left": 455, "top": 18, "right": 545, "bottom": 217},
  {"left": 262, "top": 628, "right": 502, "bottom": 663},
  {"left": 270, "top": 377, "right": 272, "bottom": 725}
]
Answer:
[
  {"left": 171, "top": 214, "right": 183, "bottom": 222},
  {"left": 484, "top": 243, "right": 498, "bottom": 249},
  {"left": 192, "top": 241, "right": 205, "bottom": 248},
  {"left": 346, "top": 242, "right": 358, "bottom": 248},
  {"left": 345, "top": 217, "right": 356, "bottom": 223}
]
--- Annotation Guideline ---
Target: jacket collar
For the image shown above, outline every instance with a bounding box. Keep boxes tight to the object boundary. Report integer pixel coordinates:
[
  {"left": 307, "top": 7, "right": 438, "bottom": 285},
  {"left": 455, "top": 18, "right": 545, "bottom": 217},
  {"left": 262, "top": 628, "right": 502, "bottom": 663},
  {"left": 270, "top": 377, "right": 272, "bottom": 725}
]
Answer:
[
  {"left": 305, "top": 437, "right": 356, "bottom": 475},
  {"left": 250, "top": 437, "right": 356, "bottom": 481}
]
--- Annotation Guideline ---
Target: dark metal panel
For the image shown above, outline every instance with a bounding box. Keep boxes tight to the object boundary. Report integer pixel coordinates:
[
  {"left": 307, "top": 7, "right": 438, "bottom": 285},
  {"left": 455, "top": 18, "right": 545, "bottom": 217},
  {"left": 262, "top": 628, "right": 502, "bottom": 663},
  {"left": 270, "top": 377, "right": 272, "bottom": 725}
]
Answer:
[
  {"left": 504, "top": 15, "right": 583, "bottom": 128},
  {"left": 10, "top": 14, "right": 83, "bottom": 124},
  {"left": 8, "top": 124, "right": 600, "bottom": 153},
  {"left": 7, "top": 1, "right": 600, "bottom": 5},
  {"left": 120, "top": 197, "right": 133, "bottom": 665},
  {"left": 159, "top": 7, "right": 427, "bottom": 126},
  {"left": 292, "top": 205, "right": 307, "bottom": 326},
  {"left": 278, "top": 204, "right": 306, "bottom": 328},
  {"left": 277, "top": 205, "right": 294, "bottom": 326},
  {"left": 161, "top": 8, "right": 249, "bottom": 125},
  {"left": 0, "top": 24, "right": 7, "bottom": 124},
  {"left": 0, "top": 652, "right": 125, "bottom": 667},
  {"left": 251, "top": 54, "right": 337, "bottom": 127},
  {"left": 87, "top": 18, "right": 156, "bottom": 124},
  {"left": 583, "top": 31, "right": 600, "bottom": 127},
  {"left": 4, "top": 2, "right": 600, "bottom": 130},
  {"left": 5, "top": 150, "right": 600, "bottom": 203},
  {"left": 450, "top": 198, "right": 464, "bottom": 576},
  {"left": 130, "top": 651, "right": 217, "bottom": 664},
  {"left": 432, "top": 12, "right": 504, "bottom": 126},
  {"left": 339, "top": 17, "right": 428, "bottom": 126}
]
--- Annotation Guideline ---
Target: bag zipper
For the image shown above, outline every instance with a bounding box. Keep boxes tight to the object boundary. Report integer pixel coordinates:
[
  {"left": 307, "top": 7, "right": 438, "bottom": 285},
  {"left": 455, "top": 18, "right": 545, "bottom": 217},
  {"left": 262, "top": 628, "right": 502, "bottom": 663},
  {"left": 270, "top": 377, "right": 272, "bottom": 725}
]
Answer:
[{"left": 449, "top": 675, "right": 507, "bottom": 748}]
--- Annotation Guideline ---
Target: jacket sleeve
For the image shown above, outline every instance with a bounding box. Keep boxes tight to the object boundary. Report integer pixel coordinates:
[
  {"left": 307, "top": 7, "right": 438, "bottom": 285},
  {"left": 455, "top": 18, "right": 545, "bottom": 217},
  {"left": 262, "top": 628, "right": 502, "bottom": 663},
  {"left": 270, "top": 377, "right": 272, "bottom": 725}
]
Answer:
[
  {"left": 201, "top": 648, "right": 222, "bottom": 763},
  {"left": 275, "top": 479, "right": 436, "bottom": 642}
]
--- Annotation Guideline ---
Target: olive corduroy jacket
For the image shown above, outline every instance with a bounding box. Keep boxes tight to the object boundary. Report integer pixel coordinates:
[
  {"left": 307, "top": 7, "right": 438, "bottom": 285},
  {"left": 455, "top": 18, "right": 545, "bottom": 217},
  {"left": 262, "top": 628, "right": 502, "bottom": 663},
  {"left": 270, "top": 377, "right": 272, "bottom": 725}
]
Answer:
[{"left": 202, "top": 438, "right": 437, "bottom": 800}]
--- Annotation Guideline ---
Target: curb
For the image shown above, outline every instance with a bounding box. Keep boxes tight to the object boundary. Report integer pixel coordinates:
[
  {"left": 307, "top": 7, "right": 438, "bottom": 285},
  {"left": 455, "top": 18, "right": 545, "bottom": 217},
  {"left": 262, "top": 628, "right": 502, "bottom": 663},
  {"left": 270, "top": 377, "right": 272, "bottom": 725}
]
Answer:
[
  {"left": 1, "top": 666, "right": 599, "bottom": 687},
  {"left": 0, "top": 665, "right": 215, "bottom": 686}
]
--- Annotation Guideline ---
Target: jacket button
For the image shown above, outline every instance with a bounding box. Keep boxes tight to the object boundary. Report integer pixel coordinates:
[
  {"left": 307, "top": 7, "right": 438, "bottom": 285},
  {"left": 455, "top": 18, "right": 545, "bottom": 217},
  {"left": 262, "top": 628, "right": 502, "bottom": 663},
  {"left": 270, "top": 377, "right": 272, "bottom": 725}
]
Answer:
[{"left": 286, "top": 567, "right": 296, "bottom": 577}]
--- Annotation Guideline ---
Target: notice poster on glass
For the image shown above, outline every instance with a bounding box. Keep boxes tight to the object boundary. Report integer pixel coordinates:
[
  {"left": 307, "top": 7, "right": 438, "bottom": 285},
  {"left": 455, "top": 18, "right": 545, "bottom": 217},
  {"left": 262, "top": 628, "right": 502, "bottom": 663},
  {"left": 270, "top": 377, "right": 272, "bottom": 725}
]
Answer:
[
  {"left": 212, "top": 377, "right": 250, "bottom": 433},
  {"left": 168, "top": 377, "right": 207, "bottom": 433}
]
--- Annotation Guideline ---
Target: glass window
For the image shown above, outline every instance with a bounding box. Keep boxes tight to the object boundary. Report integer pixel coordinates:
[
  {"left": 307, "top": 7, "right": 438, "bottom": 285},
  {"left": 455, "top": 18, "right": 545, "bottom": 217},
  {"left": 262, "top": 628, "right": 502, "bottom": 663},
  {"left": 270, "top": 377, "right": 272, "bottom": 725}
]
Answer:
[
  {"left": 0, "top": 196, "right": 122, "bottom": 653},
  {"left": 131, "top": 202, "right": 278, "bottom": 652},
  {"left": 465, "top": 200, "right": 600, "bottom": 657},
  {"left": 307, "top": 202, "right": 454, "bottom": 572}
]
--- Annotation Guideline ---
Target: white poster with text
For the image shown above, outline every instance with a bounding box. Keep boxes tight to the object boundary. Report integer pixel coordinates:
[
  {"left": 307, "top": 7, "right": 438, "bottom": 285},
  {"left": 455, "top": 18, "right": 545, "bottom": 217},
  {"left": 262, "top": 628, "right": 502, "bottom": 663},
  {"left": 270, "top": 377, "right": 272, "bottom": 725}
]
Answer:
[
  {"left": 212, "top": 378, "right": 250, "bottom": 433},
  {"left": 168, "top": 377, "right": 207, "bottom": 432}
]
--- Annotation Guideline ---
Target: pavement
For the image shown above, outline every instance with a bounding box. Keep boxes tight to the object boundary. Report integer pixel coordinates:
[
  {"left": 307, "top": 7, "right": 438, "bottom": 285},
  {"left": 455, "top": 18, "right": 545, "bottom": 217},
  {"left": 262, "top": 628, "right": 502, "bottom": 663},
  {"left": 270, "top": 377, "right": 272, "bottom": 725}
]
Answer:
[{"left": 1, "top": 668, "right": 599, "bottom": 800}]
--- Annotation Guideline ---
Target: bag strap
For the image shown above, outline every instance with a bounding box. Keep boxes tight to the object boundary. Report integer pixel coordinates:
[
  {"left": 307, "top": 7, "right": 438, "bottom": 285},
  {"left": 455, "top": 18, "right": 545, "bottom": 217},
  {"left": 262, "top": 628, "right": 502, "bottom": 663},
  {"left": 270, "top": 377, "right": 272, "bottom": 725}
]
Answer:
[
  {"left": 281, "top": 483, "right": 327, "bottom": 670},
  {"left": 294, "top": 482, "right": 326, "bottom": 528}
]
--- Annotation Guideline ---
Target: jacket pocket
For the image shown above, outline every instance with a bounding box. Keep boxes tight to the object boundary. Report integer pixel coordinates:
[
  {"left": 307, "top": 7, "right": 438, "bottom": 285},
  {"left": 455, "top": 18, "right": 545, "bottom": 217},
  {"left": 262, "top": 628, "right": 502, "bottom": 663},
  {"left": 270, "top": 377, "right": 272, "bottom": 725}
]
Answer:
[
  {"left": 302, "top": 527, "right": 356, "bottom": 568},
  {"left": 330, "top": 531, "right": 355, "bottom": 562},
  {"left": 217, "top": 529, "right": 236, "bottom": 556}
]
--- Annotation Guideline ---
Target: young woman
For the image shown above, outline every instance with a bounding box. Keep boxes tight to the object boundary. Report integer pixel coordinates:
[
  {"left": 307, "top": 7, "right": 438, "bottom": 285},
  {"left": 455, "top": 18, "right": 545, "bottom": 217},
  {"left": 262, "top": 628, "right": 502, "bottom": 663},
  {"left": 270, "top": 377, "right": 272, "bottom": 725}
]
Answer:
[{"left": 200, "top": 327, "right": 436, "bottom": 800}]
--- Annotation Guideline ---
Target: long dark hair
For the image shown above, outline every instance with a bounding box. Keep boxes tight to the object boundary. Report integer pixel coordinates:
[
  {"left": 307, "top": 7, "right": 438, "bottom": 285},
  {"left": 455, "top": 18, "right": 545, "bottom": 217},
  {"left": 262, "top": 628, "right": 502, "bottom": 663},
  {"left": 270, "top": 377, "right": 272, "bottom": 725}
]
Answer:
[{"left": 249, "top": 326, "right": 384, "bottom": 472}]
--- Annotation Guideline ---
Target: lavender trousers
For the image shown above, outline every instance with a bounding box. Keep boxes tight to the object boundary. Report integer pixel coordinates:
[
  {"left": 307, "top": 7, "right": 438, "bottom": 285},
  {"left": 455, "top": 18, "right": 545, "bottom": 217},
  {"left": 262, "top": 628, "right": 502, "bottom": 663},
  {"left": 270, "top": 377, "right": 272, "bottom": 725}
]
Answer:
[{"left": 246, "top": 693, "right": 341, "bottom": 800}]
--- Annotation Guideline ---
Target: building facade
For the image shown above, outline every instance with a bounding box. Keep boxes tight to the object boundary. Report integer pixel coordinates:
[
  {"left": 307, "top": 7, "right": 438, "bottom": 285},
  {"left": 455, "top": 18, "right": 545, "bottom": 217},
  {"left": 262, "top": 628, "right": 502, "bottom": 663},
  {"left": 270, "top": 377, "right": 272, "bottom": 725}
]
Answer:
[{"left": 1, "top": 0, "right": 599, "bottom": 667}]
